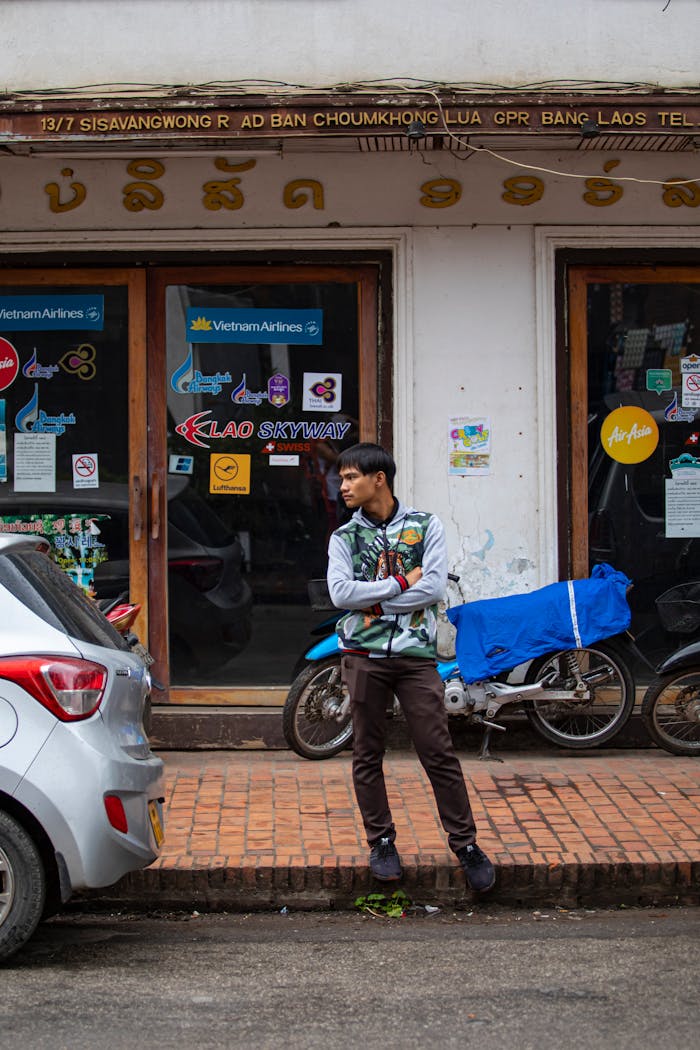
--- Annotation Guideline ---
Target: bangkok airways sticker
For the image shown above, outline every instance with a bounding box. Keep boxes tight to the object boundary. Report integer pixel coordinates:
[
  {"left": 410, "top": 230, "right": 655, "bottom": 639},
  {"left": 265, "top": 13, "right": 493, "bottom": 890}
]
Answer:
[
  {"left": 0, "top": 338, "right": 20, "bottom": 392},
  {"left": 23, "top": 348, "right": 59, "bottom": 380},
  {"left": 15, "top": 384, "right": 76, "bottom": 436}
]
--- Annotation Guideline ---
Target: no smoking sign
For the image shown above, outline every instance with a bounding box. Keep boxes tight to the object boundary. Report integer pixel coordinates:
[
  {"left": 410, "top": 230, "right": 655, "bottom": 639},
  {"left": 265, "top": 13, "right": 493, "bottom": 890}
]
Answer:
[
  {"left": 682, "top": 373, "right": 700, "bottom": 409},
  {"left": 72, "top": 453, "right": 99, "bottom": 489}
]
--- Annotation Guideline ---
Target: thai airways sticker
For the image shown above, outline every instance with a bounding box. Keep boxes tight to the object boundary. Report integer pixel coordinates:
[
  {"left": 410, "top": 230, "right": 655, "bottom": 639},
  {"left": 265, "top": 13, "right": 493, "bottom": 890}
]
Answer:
[
  {"left": 302, "top": 372, "right": 342, "bottom": 412},
  {"left": 0, "top": 295, "right": 104, "bottom": 331},
  {"left": 59, "top": 343, "right": 97, "bottom": 381},
  {"left": 187, "top": 308, "right": 323, "bottom": 345},
  {"left": 0, "top": 338, "right": 20, "bottom": 392}
]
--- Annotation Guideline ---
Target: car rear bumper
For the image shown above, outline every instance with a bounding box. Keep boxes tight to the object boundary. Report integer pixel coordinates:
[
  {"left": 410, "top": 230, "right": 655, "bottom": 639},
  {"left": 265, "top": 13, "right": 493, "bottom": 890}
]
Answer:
[{"left": 15, "top": 720, "right": 165, "bottom": 893}]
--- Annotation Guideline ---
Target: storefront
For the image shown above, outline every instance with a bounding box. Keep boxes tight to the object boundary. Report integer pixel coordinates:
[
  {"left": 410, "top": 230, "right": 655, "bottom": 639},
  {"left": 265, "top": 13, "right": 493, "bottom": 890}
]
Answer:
[{"left": 0, "top": 92, "right": 698, "bottom": 723}]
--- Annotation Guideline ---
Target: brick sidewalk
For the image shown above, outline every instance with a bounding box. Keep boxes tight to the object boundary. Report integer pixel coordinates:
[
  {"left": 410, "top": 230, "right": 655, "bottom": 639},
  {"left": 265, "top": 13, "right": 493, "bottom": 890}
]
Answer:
[{"left": 104, "top": 749, "right": 700, "bottom": 910}]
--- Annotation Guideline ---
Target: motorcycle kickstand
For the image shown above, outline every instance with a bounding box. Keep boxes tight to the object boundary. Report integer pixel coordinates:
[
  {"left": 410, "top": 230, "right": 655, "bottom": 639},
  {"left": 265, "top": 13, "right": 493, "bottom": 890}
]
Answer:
[{"left": 473, "top": 715, "right": 507, "bottom": 762}]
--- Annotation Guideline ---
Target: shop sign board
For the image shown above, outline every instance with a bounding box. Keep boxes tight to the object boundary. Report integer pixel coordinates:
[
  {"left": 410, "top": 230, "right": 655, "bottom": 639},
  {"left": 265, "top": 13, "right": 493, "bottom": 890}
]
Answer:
[{"left": 1, "top": 97, "right": 698, "bottom": 144}]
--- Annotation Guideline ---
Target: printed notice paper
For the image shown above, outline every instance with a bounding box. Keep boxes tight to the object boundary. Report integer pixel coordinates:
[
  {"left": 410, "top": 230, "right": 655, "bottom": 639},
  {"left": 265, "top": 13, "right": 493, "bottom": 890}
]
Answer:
[{"left": 14, "top": 433, "right": 56, "bottom": 492}]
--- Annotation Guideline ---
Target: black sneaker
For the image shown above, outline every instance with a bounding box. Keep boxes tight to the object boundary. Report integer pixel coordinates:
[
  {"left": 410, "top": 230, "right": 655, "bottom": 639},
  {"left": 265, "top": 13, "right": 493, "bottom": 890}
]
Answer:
[
  {"left": 369, "top": 837, "right": 402, "bottom": 881},
  {"left": 457, "top": 843, "right": 495, "bottom": 892}
]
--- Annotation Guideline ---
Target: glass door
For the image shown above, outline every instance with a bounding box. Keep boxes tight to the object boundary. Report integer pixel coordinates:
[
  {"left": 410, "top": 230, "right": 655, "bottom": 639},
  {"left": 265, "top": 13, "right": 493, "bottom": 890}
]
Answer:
[
  {"left": 0, "top": 270, "right": 148, "bottom": 635},
  {"left": 568, "top": 265, "right": 700, "bottom": 672},
  {"left": 149, "top": 266, "right": 378, "bottom": 703}
]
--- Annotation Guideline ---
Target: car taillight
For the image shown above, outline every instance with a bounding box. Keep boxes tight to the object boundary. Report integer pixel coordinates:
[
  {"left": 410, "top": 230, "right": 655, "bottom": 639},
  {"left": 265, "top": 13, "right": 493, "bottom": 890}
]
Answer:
[
  {"left": 0, "top": 656, "right": 107, "bottom": 721},
  {"left": 104, "top": 794, "right": 128, "bottom": 833},
  {"left": 169, "top": 556, "right": 223, "bottom": 593}
]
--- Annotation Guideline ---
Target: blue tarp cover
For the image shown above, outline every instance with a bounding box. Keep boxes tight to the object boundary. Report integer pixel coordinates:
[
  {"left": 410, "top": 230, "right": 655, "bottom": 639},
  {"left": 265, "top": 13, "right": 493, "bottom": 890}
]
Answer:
[{"left": 446, "top": 563, "right": 631, "bottom": 683}]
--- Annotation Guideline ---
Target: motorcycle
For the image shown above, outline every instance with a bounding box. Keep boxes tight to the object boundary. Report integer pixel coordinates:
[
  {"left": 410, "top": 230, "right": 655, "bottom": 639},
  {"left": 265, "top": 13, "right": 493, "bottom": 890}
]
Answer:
[
  {"left": 640, "top": 582, "right": 700, "bottom": 756},
  {"left": 98, "top": 593, "right": 160, "bottom": 733},
  {"left": 282, "top": 574, "right": 635, "bottom": 760},
  {"left": 100, "top": 595, "right": 155, "bottom": 670}
]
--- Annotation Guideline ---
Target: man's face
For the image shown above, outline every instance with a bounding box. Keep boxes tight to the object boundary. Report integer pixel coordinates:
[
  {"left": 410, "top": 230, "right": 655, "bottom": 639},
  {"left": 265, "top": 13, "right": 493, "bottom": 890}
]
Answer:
[{"left": 338, "top": 466, "right": 383, "bottom": 509}]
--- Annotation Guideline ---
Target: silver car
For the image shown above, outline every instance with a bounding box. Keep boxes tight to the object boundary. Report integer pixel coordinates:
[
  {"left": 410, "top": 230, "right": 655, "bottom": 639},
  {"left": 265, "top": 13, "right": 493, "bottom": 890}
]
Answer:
[{"left": 0, "top": 534, "right": 164, "bottom": 962}]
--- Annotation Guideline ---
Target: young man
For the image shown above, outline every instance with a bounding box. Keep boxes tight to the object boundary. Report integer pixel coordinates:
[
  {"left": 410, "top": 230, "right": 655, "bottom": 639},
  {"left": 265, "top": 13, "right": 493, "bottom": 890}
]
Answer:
[{"left": 327, "top": 442, "right": 495, "bottom": 892}]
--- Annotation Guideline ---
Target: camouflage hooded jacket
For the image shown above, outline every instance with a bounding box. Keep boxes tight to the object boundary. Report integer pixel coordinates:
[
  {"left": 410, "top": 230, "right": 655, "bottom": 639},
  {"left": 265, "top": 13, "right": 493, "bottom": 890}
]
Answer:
[{"left": 326, "top": 500, "right": 448, "bottom": 658}]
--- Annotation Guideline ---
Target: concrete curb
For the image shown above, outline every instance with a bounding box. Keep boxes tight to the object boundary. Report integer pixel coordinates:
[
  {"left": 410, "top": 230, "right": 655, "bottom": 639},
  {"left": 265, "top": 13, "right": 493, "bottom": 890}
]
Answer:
[{"left": 81, "top": 855, "right": 700, "bottom": 912}]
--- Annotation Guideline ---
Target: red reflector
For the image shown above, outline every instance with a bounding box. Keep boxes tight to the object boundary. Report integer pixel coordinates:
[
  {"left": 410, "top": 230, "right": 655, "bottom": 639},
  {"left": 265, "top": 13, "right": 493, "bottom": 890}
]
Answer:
[{"left": 104, "top": 795, "right": 128, "bottom": 834}]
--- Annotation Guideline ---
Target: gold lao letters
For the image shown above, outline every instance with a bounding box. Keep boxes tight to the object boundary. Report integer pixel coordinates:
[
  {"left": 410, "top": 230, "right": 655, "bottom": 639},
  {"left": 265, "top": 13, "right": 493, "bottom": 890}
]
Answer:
[
  {"left": 583, "top": 160, "right": 624, "bottom": 207},
  {"left": 662, "top": 178, "right": 700, "bottom": 208},
  {"left": 419, "top": 178, "right": 462, "bottom": 208},
  {"left": 122, "top": 159, "right": 165, "bottom": 211},
  {"left": 283, "top": 179, "right": 324, "bottom": 210},
  {"left": 202, "top": 158, "right": 257, "bottom": 211},
  {"left": 44, "top": 168, "right": 87, "bottom": 213},
  {"left": 501, "top": 175, "right": 545, "bottom": 206}
]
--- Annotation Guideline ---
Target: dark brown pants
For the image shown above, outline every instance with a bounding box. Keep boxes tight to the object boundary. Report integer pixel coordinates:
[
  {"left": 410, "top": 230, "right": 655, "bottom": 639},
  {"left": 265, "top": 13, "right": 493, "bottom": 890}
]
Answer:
[{"left": 341, "top": 653, "right": 477, "bottom": 853}]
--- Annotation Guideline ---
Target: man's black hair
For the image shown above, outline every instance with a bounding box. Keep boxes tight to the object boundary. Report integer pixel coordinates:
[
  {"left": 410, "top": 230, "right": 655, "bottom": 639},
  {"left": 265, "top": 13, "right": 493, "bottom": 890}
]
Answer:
[{"left": 336, "top": 443, "right": 396, "bottom": 491}]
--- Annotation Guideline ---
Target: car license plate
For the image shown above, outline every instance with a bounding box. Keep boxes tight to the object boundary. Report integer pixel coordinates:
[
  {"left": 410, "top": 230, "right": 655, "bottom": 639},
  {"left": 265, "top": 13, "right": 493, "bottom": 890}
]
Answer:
[{"left": 148, "top": 800, "right": 164, "bottom": 847}]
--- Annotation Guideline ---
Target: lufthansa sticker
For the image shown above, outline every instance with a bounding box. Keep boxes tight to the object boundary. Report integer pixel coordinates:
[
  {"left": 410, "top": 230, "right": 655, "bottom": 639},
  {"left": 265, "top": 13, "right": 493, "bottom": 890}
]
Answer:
[{"left": 209, "top": 453, "right": 250, "bottom": 494}]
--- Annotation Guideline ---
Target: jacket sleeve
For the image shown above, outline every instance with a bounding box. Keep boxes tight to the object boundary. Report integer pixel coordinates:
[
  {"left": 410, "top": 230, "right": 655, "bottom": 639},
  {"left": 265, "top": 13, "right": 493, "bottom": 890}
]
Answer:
[
  {"left": 379, "top": 515, "right": 448, "bottom": 613},
  {"left": 327, "top": 531, "right": 403, "bottom": 609}
]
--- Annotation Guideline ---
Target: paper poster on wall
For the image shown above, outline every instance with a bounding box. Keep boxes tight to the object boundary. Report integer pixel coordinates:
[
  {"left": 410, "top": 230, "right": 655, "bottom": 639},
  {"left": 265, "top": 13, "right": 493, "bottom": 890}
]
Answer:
[
  {"left": 72, "top": 453, "right": 99, "bottom": 489},
  {"left": 448, "top": 416, "right": 491, "bottom": 476},
  {"left": 13, "top": 432, "right": 56, "bottom": 492}
]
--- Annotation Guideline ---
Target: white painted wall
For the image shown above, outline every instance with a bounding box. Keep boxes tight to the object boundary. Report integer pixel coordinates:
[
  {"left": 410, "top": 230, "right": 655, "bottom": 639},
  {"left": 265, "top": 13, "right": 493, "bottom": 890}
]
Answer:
[
  {"left": 411, "top": 225, "right": 540, "bottom": 599},
  {"left": 1, "top": 0, "right": 698, "bottom": 92}
]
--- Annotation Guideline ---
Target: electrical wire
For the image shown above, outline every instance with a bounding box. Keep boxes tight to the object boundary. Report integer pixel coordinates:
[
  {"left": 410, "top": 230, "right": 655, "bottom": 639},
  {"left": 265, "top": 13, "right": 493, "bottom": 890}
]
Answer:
[
  {"left": 1, "top": 77, "right": 698, "bottom": 187},
  {"left": 421, "top": 90, "right": 700, "bottom": 187},
  {"left": 3, "top": 78, "right": 698, "bottom": 101}
]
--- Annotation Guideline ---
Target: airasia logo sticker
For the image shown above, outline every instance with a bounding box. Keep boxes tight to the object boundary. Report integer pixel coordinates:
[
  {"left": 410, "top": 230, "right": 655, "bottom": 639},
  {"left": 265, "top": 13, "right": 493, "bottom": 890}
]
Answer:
[{"left": 0, "top": 338, "right": 19, "bottom": 391}]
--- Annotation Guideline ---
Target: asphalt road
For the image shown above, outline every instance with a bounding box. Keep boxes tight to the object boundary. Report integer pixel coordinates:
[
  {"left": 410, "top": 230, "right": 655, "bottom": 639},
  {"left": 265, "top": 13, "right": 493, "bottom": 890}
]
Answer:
[{"left": 2, "top": 906, "right": 698, "bottom": 1049}]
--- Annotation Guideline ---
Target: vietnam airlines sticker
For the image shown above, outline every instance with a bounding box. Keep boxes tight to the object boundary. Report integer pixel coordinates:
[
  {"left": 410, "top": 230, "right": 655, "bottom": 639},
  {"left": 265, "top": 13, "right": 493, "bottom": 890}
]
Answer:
[{"left": 302, "top": 373, "right": 342, "bottom": 412}]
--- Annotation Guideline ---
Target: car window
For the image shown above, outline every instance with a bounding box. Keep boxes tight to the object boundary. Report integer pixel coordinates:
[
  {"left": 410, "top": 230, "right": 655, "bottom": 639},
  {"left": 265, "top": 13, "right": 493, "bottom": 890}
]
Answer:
[
  {"left": 168, "top": 488, "right": 233, "bottom": 547},
  {"left": 0, "top": 550, "right": 128, "bottom": 650}
]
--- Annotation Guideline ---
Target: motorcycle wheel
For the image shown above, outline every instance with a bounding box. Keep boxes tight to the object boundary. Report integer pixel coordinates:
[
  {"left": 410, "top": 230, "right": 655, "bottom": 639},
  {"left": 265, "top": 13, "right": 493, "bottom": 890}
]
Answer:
[
  {"left": 282, "top": 656, "right": 353, "bottom": 760},
  {"left": 0, "top": 810, "right": 46, "bottom": 961},
  {"left": 641, "top": 670, "right": 700, "bottom": 756},
  {"left": 523, "top": 641, "right": 635, "bottom": 748}
]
